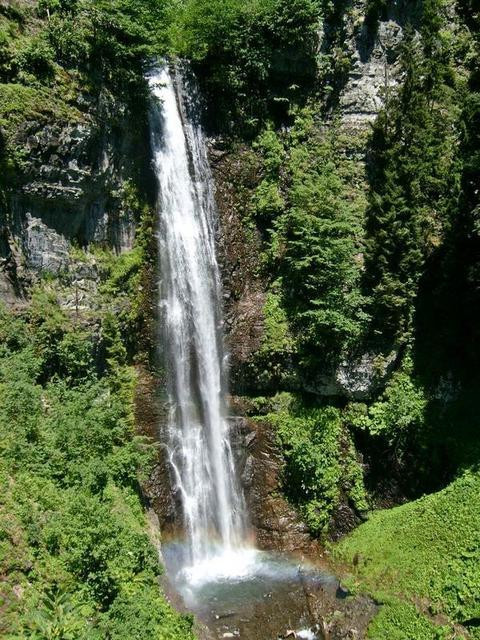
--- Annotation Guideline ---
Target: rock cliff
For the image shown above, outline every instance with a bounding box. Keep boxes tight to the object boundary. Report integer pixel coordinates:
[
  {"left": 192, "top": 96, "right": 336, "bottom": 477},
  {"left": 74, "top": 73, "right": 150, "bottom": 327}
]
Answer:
[
  {"left": 213, "top": 1, "right": 419, "bottom": 399},
  {"left": 0, "top": 91, "right": 152, "bottom": 305}
]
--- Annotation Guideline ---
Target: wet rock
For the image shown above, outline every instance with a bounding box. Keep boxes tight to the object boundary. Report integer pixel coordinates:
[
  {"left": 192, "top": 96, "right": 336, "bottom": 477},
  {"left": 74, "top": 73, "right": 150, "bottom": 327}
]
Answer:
[
  {"left": 134, "top": 367, "right": 180, "bottom": 537},
  {"left": 329, "top": 504, "right": 363, "bottom": 542},
  {"left": 336, "top": 584, "right": 350, "bottom": 600},
  {"left": 210, "top": 146, "right": 266, "bottom": 389},
  {"left": 230, "top": 416, "right": 320, "bottom": 554}
]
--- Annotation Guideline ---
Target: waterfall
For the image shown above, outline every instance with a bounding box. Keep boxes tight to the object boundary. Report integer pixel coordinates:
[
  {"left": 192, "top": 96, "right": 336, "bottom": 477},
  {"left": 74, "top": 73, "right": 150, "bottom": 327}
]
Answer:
[{"left": 148, "top": 64, "right": 249, "bottom": 578}]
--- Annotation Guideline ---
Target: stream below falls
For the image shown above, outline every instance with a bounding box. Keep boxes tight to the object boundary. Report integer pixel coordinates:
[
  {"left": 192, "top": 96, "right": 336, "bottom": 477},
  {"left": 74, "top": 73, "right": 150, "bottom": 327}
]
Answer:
[{"left": 162, "top": 542, "right": 345, "bottom": 640}]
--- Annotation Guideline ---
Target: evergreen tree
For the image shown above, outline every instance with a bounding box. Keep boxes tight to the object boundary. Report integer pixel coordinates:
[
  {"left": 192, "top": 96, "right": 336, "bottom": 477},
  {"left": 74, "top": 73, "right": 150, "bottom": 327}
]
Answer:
[{"left": 364, "top": 5, "right": 461, "bottom": 345}]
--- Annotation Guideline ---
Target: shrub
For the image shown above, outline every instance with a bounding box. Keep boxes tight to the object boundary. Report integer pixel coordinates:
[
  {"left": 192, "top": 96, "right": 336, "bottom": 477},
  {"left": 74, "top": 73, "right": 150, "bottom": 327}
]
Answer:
[
  {"left": 265, "top": 399, "right": 367, "bottom": 535},
  {"left": 15, "top": 35, "right": 55, "bottom": 81},
  {"left": 170, "top": 0, "right": 319, "bottom": 131}
]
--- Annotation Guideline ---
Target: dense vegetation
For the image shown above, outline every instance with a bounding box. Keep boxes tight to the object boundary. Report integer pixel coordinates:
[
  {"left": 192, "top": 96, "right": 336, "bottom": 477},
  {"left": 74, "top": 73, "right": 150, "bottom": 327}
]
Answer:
[
  {"left": 214, "top": 0, "right": 480, "bottom": 637},
  {"left": 335, "top": 469, "right": 480, "bottom": 639},
  {"left": 257, "top": 393, "right": 368, "bottom": 535},
  {"left": 0, "top": 0, "right": 191, "bottom": 628},
  {"left": 247, "top": 115, "right": 368, "bottom": 375},
  {"left": 169, "top": 0, "right": 320, "bottom": 132},
  {"left": 1, "top": 0, "right": 479, "bottom": 638},
  {"left": 0, "top": 254, "right": 194, "bottom": 638}
]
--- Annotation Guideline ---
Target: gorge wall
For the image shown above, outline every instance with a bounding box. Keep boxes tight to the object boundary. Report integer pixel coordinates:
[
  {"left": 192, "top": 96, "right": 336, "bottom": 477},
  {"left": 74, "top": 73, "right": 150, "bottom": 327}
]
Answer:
[
  {"left": 0, "top": 88, "right": 152, "bottom": 307},
  {"left": 1, "top": 0, "right": 479, "bottom": 638},
  {"left": 214, "top": 0, "right": 411, "bottom": 400}
]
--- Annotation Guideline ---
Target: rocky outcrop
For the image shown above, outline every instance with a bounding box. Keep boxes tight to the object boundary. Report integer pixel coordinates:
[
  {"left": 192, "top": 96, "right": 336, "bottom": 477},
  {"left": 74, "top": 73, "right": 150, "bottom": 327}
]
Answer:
[
  {"left": 211, "top": 145, "right": 267, "bottom": 381},
  {"left": 231, "top": 416, "right": 319, "bottom": 554},
  {"left": 309, "top": 351, "right": 399, "bottom": 400},
  {"left": 0, "top": 93, "right": 152, "bottom": 305},
  {"left": 212, "top": 3, "right": 414, "bottom": 401},
  {"left": 337, "top": 18, "right": 404, "bottom": 127}
]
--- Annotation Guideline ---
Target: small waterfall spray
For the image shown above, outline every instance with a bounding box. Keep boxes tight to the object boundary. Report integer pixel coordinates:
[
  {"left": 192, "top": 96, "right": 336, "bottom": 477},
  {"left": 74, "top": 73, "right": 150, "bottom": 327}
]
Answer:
[{"left": 148, "top": 64, "right": 251, "bottom": 580}]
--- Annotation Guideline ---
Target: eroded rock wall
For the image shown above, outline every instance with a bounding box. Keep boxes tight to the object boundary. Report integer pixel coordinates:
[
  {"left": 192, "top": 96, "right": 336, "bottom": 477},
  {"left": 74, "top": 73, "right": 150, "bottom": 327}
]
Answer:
[{"left": 0, "top": 93, "right": 152, "bottom": 305}]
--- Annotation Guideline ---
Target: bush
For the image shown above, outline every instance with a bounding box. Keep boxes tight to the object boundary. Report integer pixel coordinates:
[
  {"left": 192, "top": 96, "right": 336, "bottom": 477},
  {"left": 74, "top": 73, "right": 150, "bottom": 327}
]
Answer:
[
  {"left": 346, "top": 359, "right": 427, "bottom": 443},
  {"left": 251, "top": 113, "right": 369, "bottom": 372},
  {"left": 0, "top": 299, "right": 191, "bottom": 639},
  {"left": 170, "top": 0, "right": 319, "bottom": 131},
  {"left": 15, "top": 35, "right": 55, "bottom": 81},
  {"left": 264, "top": 398, "right": 367, "bottom": 535}
]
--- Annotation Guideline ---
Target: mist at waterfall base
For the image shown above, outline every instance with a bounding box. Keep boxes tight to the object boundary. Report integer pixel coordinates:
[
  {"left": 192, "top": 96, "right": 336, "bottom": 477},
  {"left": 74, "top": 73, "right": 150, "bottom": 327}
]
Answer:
[{"left": 148, "top": 64, "right": 336, "bottom": 638}]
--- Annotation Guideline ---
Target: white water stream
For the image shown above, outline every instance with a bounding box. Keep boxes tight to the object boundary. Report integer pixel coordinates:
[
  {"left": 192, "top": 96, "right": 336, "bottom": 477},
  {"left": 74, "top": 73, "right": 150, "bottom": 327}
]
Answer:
[{"left": 148, "top": 64, "right": 252, "bottom": 583}]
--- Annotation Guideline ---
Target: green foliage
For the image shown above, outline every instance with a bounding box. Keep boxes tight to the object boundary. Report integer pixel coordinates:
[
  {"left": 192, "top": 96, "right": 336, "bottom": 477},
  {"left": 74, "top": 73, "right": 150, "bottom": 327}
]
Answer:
[
  {"left": 99, "top": 246, "right": 143, "bottom": 300},
  {"left": 346, "top": 358, "right": 427, "bottom": 442},
  {"left": 0, "top": 0, "right": 173, "bottom": 152},
  {"left": 364, "top": 2, "right": 463, "bottom": 343},
  {"left": 95, "top": 237, "right": 151, "bottom": 363},
  {"left": 250, "top": 113, "right": 369, "bottom": 373},
  {"left": 0, "top": 300, "right": 194, "bottom": 639},
  {"left": 264, "top": 398, "right": 367, "bottom": 534},
  {"left": 170, "top": 0, "right": 319, "bottom": 132},
  {"left": 23, "top": 585, "right": 93, "bottom": 640},
  {"left": 38, "top": 0, "right": 77, "bottom": 16},
  {"left": 316, "top": 0, "right": 353, "bottom": 108},
  {"left": 251, "top": 128, "right": 286, "bottom": 219},
  {"left": 367, "top": 599, "right": 451, "bottom": 640},
  {"left": 41, "top": 0, "right": 171, "bottom": 91},
  {"left": 261, "top": 290, "right": 294, "bottom": 355},
  {"left": 0, "top": 82, "right": 79, "bottom": 138},
  {"left": 424, "top": 7, "right": 480, "bottom": 376},
  {"left": 245, "top": 288, "right": 296, "bottom": 389},
  {"left": 26, "top": 287, "right": 95, "bottom": 384},
  {"left": 15, "top": 33, "right": 55, "bottom": 81},
  {"left": 103, "top": 586, "right": 195, "bottom": 640},
  {"left": 335, "top": 469, "right": 480, "bottom": 636},
  {"left": 254, "top": 127, "right": 285, "bottom": 176}
]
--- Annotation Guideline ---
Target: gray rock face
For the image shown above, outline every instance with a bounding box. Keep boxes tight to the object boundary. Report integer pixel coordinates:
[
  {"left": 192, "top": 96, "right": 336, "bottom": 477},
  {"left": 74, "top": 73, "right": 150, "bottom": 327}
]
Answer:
[
  {"left": 22, "top": 213, "right": 70, "bottom": 274},
  {"left": 339, "top": 20, "right": 404, "bottom": 125},
  {"left": 330, "top": 0, "right": 418, "bottom": 130},
  {"left": 1, "top": 95, "right": 148, "bottom": 305},
  {"left": 312, "top": 351, "right": 399, "bottom": 400},
  {"left": 20, "top": 122, "right": 92, "bottom": 202}
]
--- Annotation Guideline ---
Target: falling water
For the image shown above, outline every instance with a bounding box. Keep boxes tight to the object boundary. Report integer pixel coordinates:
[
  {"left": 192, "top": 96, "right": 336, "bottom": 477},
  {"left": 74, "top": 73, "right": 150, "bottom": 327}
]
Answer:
[{"left": 148, "top": 64, "right": 250, "bottom": 580}]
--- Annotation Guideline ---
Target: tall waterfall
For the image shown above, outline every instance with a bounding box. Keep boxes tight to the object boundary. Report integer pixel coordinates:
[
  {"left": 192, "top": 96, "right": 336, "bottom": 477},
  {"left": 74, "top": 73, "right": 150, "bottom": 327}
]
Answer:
[{"left": 148, "top": 64, "right": 248, "bottom": 575}]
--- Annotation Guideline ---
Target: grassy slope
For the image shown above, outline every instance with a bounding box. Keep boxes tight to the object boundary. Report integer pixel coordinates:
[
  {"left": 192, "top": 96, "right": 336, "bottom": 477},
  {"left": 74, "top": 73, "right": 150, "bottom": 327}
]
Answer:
[{"left": 334, "top": 470, "right": 480, "bottom": 639}]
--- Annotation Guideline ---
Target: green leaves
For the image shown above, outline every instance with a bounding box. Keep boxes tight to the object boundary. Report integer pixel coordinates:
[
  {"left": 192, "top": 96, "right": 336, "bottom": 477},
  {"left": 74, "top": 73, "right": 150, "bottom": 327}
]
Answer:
[
  {"left": 335, "top": 469, "right": 480, "bottom": 637},
  {"left": 170, "top": 0, "right": 319, "bottom": 132},
  {"left": 0, "top": 297, "right": 191, "bottom": 639},
  {"left": 365, "top": 5, "right": 463, "bottom": 343},
  {"left": 278, "top": 117, "right": 368, "bottom": 367},
  {"left": 266, "top": 400, "right": 367, "bottom": 535},
  {"left": 346, "top": 360, "right": 427, "bottom": 442},
  {"left": 15, "top": 33, "right": 56, "bottom": 82},
  {"left": 24, "top": 585, "right": 91, "bottom": 640}
]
